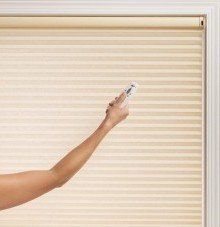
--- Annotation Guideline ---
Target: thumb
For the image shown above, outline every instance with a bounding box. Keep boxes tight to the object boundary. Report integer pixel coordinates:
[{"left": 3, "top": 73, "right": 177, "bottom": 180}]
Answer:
[{"left": 115, "top": 92, "right": 127, "bottom": 105}]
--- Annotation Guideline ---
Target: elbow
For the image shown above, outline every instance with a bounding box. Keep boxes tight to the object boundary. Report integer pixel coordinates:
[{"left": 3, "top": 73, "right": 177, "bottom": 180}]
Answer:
[{"left": 49, "top": 169, "right": 68, "bottom": 188}]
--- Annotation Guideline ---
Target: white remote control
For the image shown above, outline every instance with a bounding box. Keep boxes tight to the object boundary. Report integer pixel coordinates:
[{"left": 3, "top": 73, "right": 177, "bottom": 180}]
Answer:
[{"left": 121, "top": 82, "right": 138, "bottom": 108}]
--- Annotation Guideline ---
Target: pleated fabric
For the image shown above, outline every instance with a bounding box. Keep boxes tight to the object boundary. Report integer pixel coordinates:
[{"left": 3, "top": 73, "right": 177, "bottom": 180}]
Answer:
[{"left": 0, "top": 26, "right": 204, "bottom": 227}]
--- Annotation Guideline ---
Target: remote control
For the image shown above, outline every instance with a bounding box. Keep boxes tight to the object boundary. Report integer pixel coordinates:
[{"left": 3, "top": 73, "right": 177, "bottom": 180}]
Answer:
[{"left": 121, "top": 82, "right": 138, "bottom": 108}]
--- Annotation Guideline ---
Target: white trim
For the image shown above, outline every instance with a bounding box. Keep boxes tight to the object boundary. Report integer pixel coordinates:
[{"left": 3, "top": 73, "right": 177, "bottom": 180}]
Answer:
[
  {"left": 202, "top": 28, "right": 206, "bottom": 227},
  {"left": 0, "top": 1, "right": 219, "bottom": 227},
  {"left": 205, "top": 6, "right": 220, "bottom": 227}
]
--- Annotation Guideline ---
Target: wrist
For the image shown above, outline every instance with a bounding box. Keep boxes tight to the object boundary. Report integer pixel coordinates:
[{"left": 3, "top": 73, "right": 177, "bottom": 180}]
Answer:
[{"left": 100, "top": 118, "right": 114, "bottom": 132}]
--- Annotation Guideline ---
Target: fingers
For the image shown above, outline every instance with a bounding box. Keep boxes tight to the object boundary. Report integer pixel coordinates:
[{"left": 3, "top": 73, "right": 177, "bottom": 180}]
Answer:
[
  {"left": 121, "top": 102, "right": 129, "bottom": 113},
  {"left": 105, "top": 105, "right": 110, "bottom": 113},
  {"left": 106, "top": 92, "right": 126, "bottom": 113},
  {"left": 123, "top": 103, "right": 129, "bottom": 118},
  {"left": 115, "top": 92, "right": 127, "bottom": 105},
  {"left": 106, "top": 96, "right": 129, "bottom": 116},
  {"left": 124, "top": 102, "right": 129, "bottom": 110},
  {"left": 109, "top": 100, "right": 115, "bottom": 107},
  {"left": 108, "top": 96, "right": 118, "bottom": 107}
]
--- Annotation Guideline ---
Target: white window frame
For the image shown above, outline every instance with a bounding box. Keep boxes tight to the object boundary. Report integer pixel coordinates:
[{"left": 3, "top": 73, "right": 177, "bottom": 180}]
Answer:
[{"left": 0, "top": 1, "right": 219, "bottom": 227}]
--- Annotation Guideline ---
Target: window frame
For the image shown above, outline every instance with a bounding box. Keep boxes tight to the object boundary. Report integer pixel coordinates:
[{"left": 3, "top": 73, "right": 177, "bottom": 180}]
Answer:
[{"left": 0, "top": 1, "right": 219, "bottom": 227}]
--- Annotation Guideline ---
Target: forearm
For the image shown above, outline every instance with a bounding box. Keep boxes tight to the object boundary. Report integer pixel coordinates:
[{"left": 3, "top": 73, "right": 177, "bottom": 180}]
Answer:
[
  {"left": 50, "top": 118, "right": 112, "bottom": 186},
  {"left": 0, "top": 119, "right": 112, "bottom": 210}
]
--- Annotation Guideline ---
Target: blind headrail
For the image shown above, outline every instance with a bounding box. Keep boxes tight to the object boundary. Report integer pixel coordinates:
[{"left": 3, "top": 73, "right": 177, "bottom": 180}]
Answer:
[{"left": 0, "top": 16, "right": 205, "bottom": 29}]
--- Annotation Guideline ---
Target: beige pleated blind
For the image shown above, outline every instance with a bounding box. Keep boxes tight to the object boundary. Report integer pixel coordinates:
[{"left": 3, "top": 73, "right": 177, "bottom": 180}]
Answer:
[{"left": 0, "top": 17, "right": 204, "bottom": 227}]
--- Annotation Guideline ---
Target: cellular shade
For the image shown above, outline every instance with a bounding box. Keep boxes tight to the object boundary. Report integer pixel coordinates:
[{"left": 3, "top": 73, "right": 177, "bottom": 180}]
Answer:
[{"left": 0, "top": 17, "right": 204, "bottom": 227}]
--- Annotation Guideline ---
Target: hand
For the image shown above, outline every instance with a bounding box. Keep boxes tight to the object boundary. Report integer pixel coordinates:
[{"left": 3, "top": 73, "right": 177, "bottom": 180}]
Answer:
[{"left": 103, "top": 92, "right": 129, "bottom": 129}]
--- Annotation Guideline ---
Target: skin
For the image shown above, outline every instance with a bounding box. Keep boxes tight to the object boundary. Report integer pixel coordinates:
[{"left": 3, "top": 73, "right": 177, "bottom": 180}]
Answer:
[{"left": 0, "top": 92, "right": 129, "bottom": 211}]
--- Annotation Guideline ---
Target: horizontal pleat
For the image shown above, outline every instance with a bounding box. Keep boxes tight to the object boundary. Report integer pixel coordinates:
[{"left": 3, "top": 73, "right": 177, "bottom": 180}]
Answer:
[{"left": 0, "top": 27, "right": 203, "bottom": 227}]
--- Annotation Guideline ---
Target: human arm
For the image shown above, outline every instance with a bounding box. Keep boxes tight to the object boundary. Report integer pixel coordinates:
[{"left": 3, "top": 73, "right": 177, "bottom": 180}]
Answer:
[{"left": 0, "top": 92, "right": 128, "bottom": 210}]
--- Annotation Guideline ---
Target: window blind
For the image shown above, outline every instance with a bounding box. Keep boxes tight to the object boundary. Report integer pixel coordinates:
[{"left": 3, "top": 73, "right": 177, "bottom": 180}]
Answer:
[{"left": 0, "top": 17, "right": 205, "bottom": 227}]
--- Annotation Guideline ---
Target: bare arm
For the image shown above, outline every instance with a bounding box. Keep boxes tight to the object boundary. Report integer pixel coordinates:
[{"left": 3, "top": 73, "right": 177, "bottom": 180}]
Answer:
[{"left": 0, "top": 92, "right": 128, "bottom": 210}]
